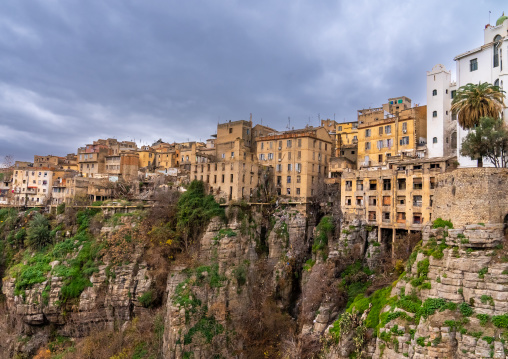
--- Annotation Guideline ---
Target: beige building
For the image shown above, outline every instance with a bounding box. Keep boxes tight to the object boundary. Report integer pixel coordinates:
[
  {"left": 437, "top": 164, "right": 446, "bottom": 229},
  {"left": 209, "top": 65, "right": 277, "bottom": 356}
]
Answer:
[
  {"left": 12, "top": 166, "right": 54, "bottom": 205},
  {"left": 357, "top": 97, "right": 427, "bottom": 168},
  {"left": 341, "top": 156, "right": 456, "bottom": 241},
  {"left": 256, "top": 126, "right": 333, "bottom": 200}
]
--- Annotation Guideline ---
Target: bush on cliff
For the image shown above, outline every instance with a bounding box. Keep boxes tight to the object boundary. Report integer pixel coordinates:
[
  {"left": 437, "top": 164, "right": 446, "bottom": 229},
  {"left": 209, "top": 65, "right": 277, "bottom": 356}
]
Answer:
[
  {"left": 176, "top": 180, "right": 224, "bottom": 251},
  {"left": 26, "top": 213, "right": 51, "bottom": 249}
]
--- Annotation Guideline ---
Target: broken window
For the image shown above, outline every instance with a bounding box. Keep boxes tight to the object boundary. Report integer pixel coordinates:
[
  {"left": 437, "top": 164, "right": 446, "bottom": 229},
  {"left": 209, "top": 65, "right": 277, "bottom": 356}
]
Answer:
[
  {"left": 413, "top": 178, "right": 423, "bottom": 190},
  {"left": 382, "top": 196, "right": 391, "bottom": 206},
  {"left": 345, "top": 180, "right": 352, "bottom": 191},
  {"left": 369, "top": 180, "right": 377, "bottom": 190},
  {"left": 397, "top": 212, "right": 406, "bottom": 223},
  {"left": 368, "top": 211, "right": 376, "bottom": 221},
  {"left": 367, "top": 196, "right": 376, "bottom": 206},
  {"left": 356, "top": 196, "right": 363, "bottom": 206},
  {"left": 397, "top": 178, "right": 406, "bottom": 190},
  {"left": 383, "top": 179, "right": 391, "bottom": 190},
  {"left": 413, "top": 195, "right": 422, "bottom": 207},
  {"left": 413, "top": 214, "right": 423, "bottom": 224},
  {"left": 382, "top": 212, "right": 390, "bottom": 222},
  {"left": 356, "top": 180, "right": 364, "bottom": 191},
  {"left": 397, "top": 196, "right": 406, "bottom": 205},
  {"left": 346, "top": 196, "right": 352, "bottom": 206}
]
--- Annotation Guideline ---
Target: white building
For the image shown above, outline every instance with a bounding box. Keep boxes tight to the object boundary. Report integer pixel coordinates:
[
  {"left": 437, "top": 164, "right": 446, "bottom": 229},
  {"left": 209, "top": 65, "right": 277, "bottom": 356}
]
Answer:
[{"left": 428, "top": 13, "right": 508, "bottom": 166}]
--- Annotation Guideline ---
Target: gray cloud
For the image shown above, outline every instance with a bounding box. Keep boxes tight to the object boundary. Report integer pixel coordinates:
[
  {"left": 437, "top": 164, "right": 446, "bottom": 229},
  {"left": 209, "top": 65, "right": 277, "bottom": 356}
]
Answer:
[{"left": 0, "top": 0, "right": 505, "bottom": 161}]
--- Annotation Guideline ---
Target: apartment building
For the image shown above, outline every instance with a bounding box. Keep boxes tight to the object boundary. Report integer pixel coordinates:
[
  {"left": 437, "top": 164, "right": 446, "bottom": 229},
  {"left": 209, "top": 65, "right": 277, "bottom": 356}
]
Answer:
[
  {"left": 256, "top": 126, "right": 332, "bottom": 200},
  {"left": 341, "top": 156, "right": 456, "bottom": 241},
  {"left": 191, "top": 120, "right": 275, "bottom": 201},
  {"left": 357, "top": 98, "right": 427, "bottom": 168},
  {"left": 12, "top": 166, "right": 53, "bottom": 205},
  {"left": 321, "top": 119, "right": 359, "bottom": 157}
]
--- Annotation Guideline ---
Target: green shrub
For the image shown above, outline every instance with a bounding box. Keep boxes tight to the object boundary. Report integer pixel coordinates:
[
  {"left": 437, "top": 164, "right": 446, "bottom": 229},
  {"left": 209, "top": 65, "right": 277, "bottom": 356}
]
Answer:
[
  {"left": 477, "top": 314, "right": 490, "bottom": 326},
  {"left": 480, "top": 295, "right": 494, "bottom": 306},
  {"left": 56, "top": 203, "right": 66, "bottom": 215},
  {"left": 492, "top": 314, "right": 508, "bottom": 328},
  {"left": 312, "top": 216, "right": 334, "bottom": 255},
  {"left": 459, "top": 302, "right": 473, "bottom": 317},
  {"left": 478, "top": 267, "right": 488, "bottom": 279},
  {"left": 416, "top": 337, "right": 426, "bottom": 346},
  {"left": 432, "top": 218, "right": 453, "bottom": 229},
  {"left": 26, "top": 213, "right": 51, "bottom": 249},
  {"left": 138, "top": 290, "right": 155, "bottom": 308}
]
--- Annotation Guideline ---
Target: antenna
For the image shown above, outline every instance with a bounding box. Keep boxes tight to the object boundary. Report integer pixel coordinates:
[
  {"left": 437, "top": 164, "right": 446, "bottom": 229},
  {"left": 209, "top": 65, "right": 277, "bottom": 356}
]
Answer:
[
  {"left": 489, "top": 10, "right": 491, "bottom": 25},
  {"left": 287, "top": 117, "right": 291, "bottom": 130}
]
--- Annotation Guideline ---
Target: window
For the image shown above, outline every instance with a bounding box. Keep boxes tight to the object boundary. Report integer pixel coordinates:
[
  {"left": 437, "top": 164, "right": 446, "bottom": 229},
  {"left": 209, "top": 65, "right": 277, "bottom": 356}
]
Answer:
[
  {"left": 451, "top": 90, "right": 456, "bottom": 99},
  {"left": 268, "top": 153, "right": 273, "bottom": 160},
  {"left": 379, "top": 126, "right": 383, "bottom": 135},
  {"left": 398, "top": 179, "right": 406, "bottom": 190},
  {"left": 338, "top": 126, "right": 342, "bottom": 131},
  {"left": 382, "top": 212, "right": 390, "bottom": 222},
  {"left": 287, "top": 188, "right": 291, "bottom": 195},
  {"left": 298, "top": 139, "right": 302, "bottom": 147},
  {"left": 368, "top": 211, "right": 376, "bottom": 221},
  {"left": 288, "top": 152, "right": 291, "bottom": 160},
  {"left": 296, "top": 163, "right": 302, "bottom": 172},
  {"left": 385, "top": 125, "right": 391, "bottom": 134},
  {"left": 230, "top": 174, "right": 234, "bottom": 182},
  {"left": 297, "top": 176, "right": 301, "bottom": 183},
  {"left": 287, "top": 140, "right": 292, "bottom": 148},
  {"left": 222, "top": 153, "right": 225, "bottom": 159},
  {"left": 433, "top": 137, "right": 438, "bottom": 144},
  {"left": 356, "top": 180, "right": 363, "bottom": 191},
  {"left": 297, "top": 151, "right": 301, "bottom": 159},
  {"left": 346, "top": 197, "right": 352, "bottom": 205},
  {"left": 400, "top": 136, "right": 409, "bottom": 146},
  {"left": 413, "top": 195, "right": 422, "bottom": 207},
  {"left": 261, "top": 142, "right": 264, "bottom": 150},
  {"left": 296, "top": 188, "right": 300, "bottom": 195},
  {"left": 397, "top": 212, "right": 406, "bottom": 223},
  {"left": 345, "top": 180, "right": 352, "bottom": 191},
  {"left": 470, "top": 58, "right": 478, "bottom": 72},
  {"left": 383, "top": 179, "right": 391, "bottom": 190},
  {"left": 368, "top": 196, "right": 377, "bottom": 206},
  {"left": 259, "top": 154, "right": 266, "bottom": 160},
  {"left": 432, "top": 89, "right": 437, "bottom": 96},
  {"left": 356, "top": 196, "right": 363, "bottom": 206},
  {"left": 413, "top": 178, "right": 423, "bottom": 190},
  {"left": 288, "top": 164, "right": 292, "bottom": 171},
  {"left": 231, "top": 152, "right": 234, "bottom": 158},
  {"left": 397, "top": 196, "right": 405, "bottom": 205},
  {"left": 365, "top": 129, "right": 371, "bottom": 137},
  {"left": 369, "top": 180, "right": 377, "bottom": 190},
  {"left": 495, "top": 79, "right": 500, "bottom": 87},
  {"left": 494, "top": 35, "right": 501, "bottom": 67},
  {"left": 276, "top": 164, "right": 282, "bottom": 172},
  {"left": 229, "top": 128, "right": 233, "bottom": 134},
  {"left": 430, "top": 177, "right": 436, "bottom": 189},
  {"left": 432, "top": 111, "right": 437, "bottom": 117},
  {"left": 382, "top": 196, "right": 391, "bottom": 206}
]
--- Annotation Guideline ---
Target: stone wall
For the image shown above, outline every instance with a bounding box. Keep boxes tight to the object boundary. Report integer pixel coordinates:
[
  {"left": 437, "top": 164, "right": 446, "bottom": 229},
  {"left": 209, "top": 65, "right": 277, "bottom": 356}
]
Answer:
[{"left": 433, "top": 168, "right": 508, "bottom": 227}]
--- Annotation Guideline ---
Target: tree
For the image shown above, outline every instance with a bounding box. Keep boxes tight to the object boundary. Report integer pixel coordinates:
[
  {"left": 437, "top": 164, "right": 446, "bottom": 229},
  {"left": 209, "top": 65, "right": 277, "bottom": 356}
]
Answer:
[
  {"left": 451, "top": 82, "right": 505, "bottom": 129},
  {"left": 460, "top": 117, "right": 508, "bottom": 168}
]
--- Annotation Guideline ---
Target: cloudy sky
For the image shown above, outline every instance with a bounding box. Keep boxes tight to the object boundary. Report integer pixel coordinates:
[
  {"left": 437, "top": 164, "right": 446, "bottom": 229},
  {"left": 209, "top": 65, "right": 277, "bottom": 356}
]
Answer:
[{"left": 0, "top": 0, "right": 506, "bottom": 161}]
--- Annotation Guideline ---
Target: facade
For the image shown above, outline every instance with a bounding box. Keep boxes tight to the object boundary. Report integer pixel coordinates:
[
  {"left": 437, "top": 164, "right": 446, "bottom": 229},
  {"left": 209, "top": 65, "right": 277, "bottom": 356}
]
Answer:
[
  {"left": 256, "top": 126, "right": 332, "bottom": 200},
  {"left": 341, "top": 156, "right": 457, "bottom": 241},
  {"left": 357, "top": 98, "right": 427, "bottom": 168},
  {"left": 321, "top": 119, "right": 359, "bottom": 157},
  {"left": 429, "top": 13, "right": 508, "bottom": 166},
  {"left": 12, "top": 167, "right": 54, "bottom": 205}
]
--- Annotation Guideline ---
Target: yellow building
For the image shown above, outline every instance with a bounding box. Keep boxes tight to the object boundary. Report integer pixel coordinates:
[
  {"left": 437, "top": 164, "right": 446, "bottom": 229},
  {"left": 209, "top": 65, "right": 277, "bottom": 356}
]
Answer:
[
  {"left": 256, "top": 126, "right": 332, "bottom": 200},
  {"left": 321, "top": 119, "right": 359, "bottom": 157},
  {"left": 357, "top": 98, "right": 427, "bottom": 168},
  {"left": 137, "top": 146, "right": 156, "bottom": 169},
  {"left": 341, "top": 156, "right": 456, "bottom": 241},
  {"left": 12, "top": 166, "right": 53, "bottom": 205}
]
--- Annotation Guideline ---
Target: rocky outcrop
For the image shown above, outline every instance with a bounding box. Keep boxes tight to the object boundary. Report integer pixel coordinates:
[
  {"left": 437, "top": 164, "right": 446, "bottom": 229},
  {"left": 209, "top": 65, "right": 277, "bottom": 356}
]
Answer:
[{"left": 370, "top": 223, "right": 508, "bottom": 359}]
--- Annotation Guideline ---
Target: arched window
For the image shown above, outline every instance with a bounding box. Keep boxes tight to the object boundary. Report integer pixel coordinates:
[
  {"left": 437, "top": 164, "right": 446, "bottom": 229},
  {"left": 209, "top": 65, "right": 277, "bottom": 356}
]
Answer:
[
  {"left": 494, "top": 35, "right": 502, "bottom": 67},
  {"left": 432, "top": 111, "right": 437, "bottom": 118},
  {"left": 451, "top": 132, "right": 457, "bottom": 149},
  {"left": 495, "top": 79, "right": 500, "bottom": 87},
  {"left": 433, "top": 137, "right": 438, "bottom": 144},
  {"left": 432, "top": 89, "right": 437, "bottom": 96}
]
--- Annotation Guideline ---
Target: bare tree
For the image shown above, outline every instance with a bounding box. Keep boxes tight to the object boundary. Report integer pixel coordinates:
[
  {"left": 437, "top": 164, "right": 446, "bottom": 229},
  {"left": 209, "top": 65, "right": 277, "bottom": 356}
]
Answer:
[{"left": 2, "top": 155, "right": 13, "bottom": 169}]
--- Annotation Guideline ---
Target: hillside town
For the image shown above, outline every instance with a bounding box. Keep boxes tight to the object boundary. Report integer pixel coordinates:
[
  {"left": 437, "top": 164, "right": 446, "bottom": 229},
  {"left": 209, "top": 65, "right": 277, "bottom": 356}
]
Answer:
[{"left": 2, "top": 14, "right": 508, "bottom": 233}]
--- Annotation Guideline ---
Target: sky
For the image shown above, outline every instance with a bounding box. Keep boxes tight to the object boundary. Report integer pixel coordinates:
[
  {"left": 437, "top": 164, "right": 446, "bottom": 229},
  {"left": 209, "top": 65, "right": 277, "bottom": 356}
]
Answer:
[{"left": 0, "top": 0, "right": 506, "bottom": 161}]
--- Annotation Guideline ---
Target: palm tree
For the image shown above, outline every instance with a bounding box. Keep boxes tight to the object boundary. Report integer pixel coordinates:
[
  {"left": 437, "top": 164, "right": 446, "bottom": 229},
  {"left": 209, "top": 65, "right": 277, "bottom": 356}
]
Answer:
[{"left": 451, "top": 82, "right": 505, "bottom": 129}]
